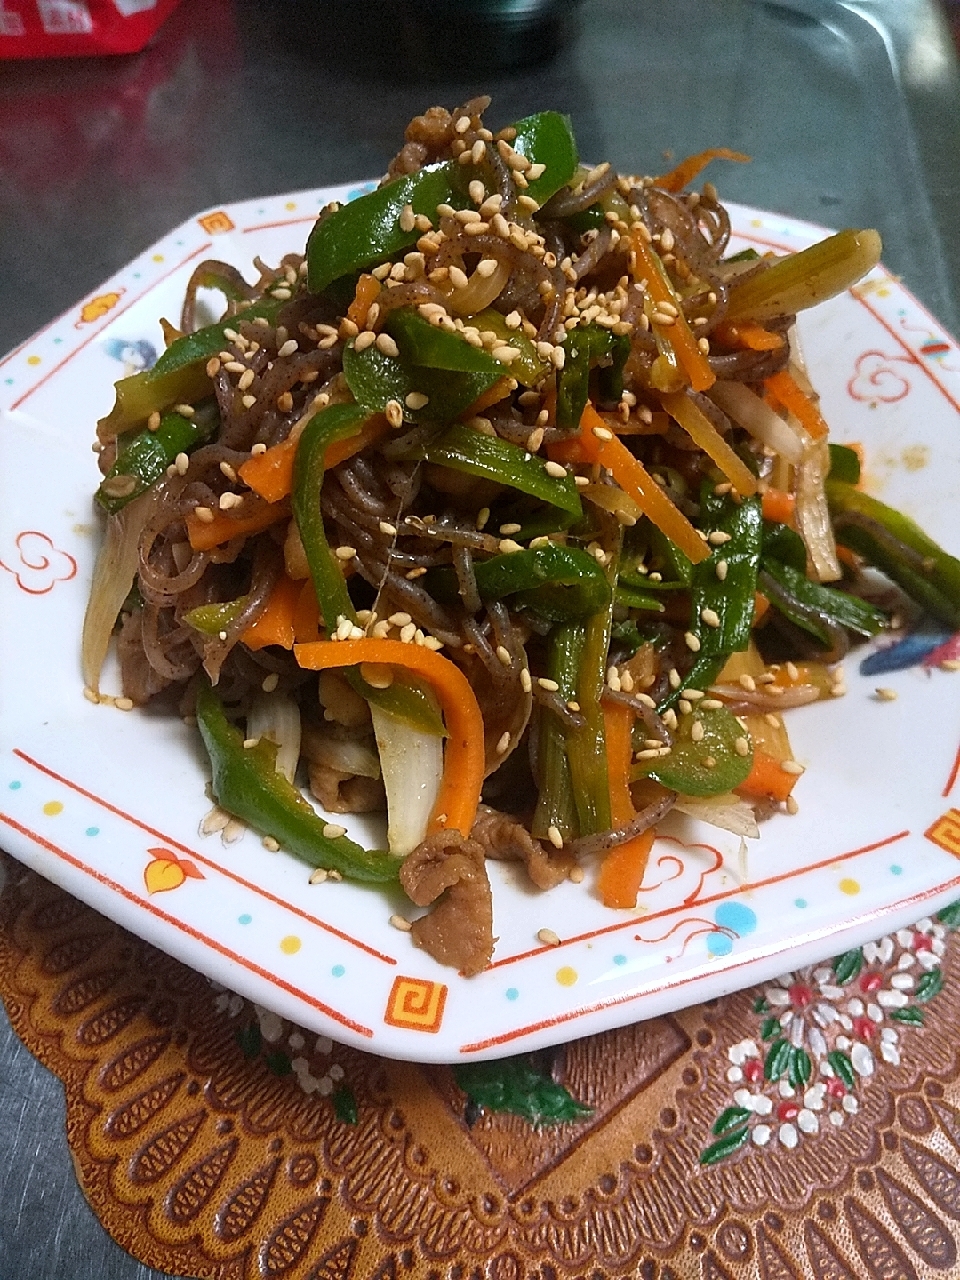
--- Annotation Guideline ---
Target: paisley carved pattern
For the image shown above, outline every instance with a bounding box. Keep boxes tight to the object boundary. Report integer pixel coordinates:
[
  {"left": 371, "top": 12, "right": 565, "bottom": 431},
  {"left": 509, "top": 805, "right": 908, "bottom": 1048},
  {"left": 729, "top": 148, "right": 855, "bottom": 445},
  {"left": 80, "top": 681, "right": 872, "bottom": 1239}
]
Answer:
[
  {"left": 76, "top": 994, "right": 146, "bottom": 1047},
  {"left": 104, "top": 1073, "right": 185, "bottom": 1140},
  {"left": 214, "top": 1157, "right": 281, "bottom": 1242},
  {"left": 99, "top": 1032, "right": 172, "bottom": 1092},
  {"left": 166, "top": 1138, "right": 239, "bottom": 1225},
  {"left": 129, "top": 1111, "right": 206, "bottom": 1185},
  {"left": 52, "top": 967, "right": 122, "bottom": 1017},
  {"left": 875, "top": 1169, "right": 957, "bottom": 1268},
  {"left": 802, "top": 1220, "right": 859, "bottom": 1280},
  {"left": 259, "top": 1198, "right": 330, "bottom": 1275},
  {"left": 7, "top": 857, "right": 960, "bottom": 1280},
  {"left": 844, "top": 1198, "right": 919, "bottom": 1280}
]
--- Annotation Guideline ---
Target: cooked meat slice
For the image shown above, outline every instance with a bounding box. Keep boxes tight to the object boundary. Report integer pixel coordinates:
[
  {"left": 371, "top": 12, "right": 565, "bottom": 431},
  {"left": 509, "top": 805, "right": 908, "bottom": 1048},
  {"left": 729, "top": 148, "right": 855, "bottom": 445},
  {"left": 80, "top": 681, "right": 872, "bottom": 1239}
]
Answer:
[
  {"left": 472, "top": 805, "right": 575, "bottom": 890},
  {"left": 307, "top": 764, "right": 385, "bottom": 814},
  {"left": 117, "top": 608, "right": 171, "bottom": 704},
  {"left": 400, "top": 829, "right": 494, "bottom": 976}
]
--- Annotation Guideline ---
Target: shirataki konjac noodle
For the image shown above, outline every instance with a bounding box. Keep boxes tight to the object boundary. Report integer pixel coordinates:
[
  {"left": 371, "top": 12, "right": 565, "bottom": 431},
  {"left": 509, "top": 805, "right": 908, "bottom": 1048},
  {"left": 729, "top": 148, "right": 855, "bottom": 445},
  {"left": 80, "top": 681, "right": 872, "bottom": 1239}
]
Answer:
[{"left": 83, "top": 98, "right": 960, "bottom": 975}]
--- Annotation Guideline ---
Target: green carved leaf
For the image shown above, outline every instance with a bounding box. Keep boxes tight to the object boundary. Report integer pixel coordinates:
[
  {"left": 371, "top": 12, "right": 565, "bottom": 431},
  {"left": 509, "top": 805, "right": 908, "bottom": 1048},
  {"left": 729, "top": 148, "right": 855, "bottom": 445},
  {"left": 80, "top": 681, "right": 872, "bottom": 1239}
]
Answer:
[
  {"left": 333, "top": 1085, "right": 358, "bottom": 1124},
  {"left": 915, "top": 968, "right": 944, "bottom": 1003},
  {"left": 833, "top": 948, "right": 863, "bottom": 985},
  {"left": 454, "top": 1055, "right": 593, "bottom": 1127},
  {"left": 700, "top": 1125, "right": 750, "bottom": 1165},
  {"left": 235, "top": 1023, "right": 262, "bottom": 1059},
  {"left": 937, "top": 900, "right": 960, "bottom": 929},
  {"left": 764, "top": 1038, "right": 792, "bottom": 1081},
  {"left": 712, "top": 1105, "right": 751, "bottom": 1136},
  {"left": 760, "top": 1016, "right": 781, "bottom": 1041},
  {"left": 827, "top": 1049, "right": 855, "bottom": 1091},
  {"left": 788, "top": 1046, "right": 812, "bottom": 1088},
  {"left": 891, "top": 1006, "right": 925, "bottom": 1026},
  {"left": 753, "top": 995, "right": 769, "bottom": 1014}
]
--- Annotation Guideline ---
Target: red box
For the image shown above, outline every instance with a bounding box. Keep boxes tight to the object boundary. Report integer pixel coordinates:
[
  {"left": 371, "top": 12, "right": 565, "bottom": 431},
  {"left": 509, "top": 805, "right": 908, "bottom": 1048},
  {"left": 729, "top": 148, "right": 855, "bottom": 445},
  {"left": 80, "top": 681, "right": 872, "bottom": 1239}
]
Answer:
[{"left": 0, "top": 0, "right": 182, "bottom": 58}]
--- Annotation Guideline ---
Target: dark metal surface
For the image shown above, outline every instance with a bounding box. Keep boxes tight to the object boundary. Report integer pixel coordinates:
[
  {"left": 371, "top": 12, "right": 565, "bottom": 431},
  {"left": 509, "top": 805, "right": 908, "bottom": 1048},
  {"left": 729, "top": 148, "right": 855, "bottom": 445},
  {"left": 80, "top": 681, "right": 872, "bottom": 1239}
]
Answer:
[{"left": 1, "top": 1, "right": 958, "bottom": 1275}]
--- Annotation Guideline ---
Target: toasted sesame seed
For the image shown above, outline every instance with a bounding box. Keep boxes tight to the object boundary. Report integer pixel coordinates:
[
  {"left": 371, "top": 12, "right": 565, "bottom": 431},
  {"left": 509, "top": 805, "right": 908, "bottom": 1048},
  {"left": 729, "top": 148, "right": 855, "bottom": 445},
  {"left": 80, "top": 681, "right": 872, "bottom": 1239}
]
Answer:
[
  {"left": 700, "top": 699, "right": 723, "bottom": 710},
  {"left": 568, "top": 865, "right": 585, "bottom": 884},
  {"left": 334, "top": 545, "right": 356, "bottom": 561},
  {"left": 236, "top": 368, "right": 254, "bottom": 391},
  {"left": 538, "top": 677, "right": 560, "bottom": 692},
  {"left": 786, "top": 795, "right": 800, "bottom": 815},
  {"left": 678, "top": 699, "right": 693, "bottom": 716},
  {"left": 496, "top": 645, "right": 512, "bottom": 667},
  {"left": 389, "top": 612, "right": 412, "bottom": 626},
  {"left": 496, "top": 731, "right": 511, "bottom": 755},
  {"left": 701, "top": 607, "right": 721, "bottom": 628},
  {"left": 405, "top": 391, "right": 429, "bottom": 410},
  {"left": 470, "top": 138, "right": 486, "bottom": 164},
  {"left": 715, "top": 559, "right": 728, "bottom": 581},
  {"left": 527, "top": 427, "right": 545, "bottom": 453},
  {"left": 276, "top": 391, "right": 294, "bottom": 413},
  {"left": 241, "top": 394, "right": 256, "bottom": 408},
  {"left": 399, "top": 203, "right": 416, "bottom": 233},
  {"left": 379, "top": 520, "right": 397, "bottom": 537},
  {"left": 385, "top": 399, "right": 404, "bottom": 428},
  {"left": 684, "top": 631, "right": 702, "bottom": 652},
  {"left": 308, "top": 867, "right": 328, "bottom": 884},
  {"left": 353, "top": 330, "right": 375, "bottom": 353},
  {"left": 101, "top": 474, "right": 137, "bottom": 499},
  {"left": 390, "top": 913, "right": 413, "bottom": 932},
  {"left": 780, "top": 760, "right": 804, "bottom": 775},
  {"left": 491, "top": 344, "right": 520, "bottom": 363},
  {"left": 875, "top": 687, "right": 898, "bottom": 701},
  {"left": 174, "top": 403, "right": 195, "bottom": 417},
  {"left": 544, "top": 460, "right": 567, "bottom": 478},
  {"left": 323, "top": 822, "right": 347, "bottom": 839},
  {"left": 734, "top": 736, "right": 751, "bottom": 757},
  {"left": 499, "top": 539, "right": 523, "bottom": 554},
  {"left": 691, "top": 720, "right": 705, "bottom": 742},
  {"left": 243, "top": 737, "right": 259, "bottom": 749},
  {"left": 668, "top": 667, "right": 681, "bottom": 689},
  {"left": 499, "top": 522, "right": 522, "bottom": 535},
  {"left": 592, "top": 424, "right": 614, "bottom": 441},
  {"left": 193, "top": 506, "right": 214, "bottom": 523},
  {"left": 708, "top": 530, "right": 732, "bottom": 545},
  {"left": 375, "top": 332, "right": 399, "bottom": 358},
  {"left": 785, "top": 661, "right": 800, "bottom": 682},
  {"left": 520, "top": 667, "right": 532, "bottom": 693},
  {"left": 219, "top": 491, "right": 242, "bottom": 510}
]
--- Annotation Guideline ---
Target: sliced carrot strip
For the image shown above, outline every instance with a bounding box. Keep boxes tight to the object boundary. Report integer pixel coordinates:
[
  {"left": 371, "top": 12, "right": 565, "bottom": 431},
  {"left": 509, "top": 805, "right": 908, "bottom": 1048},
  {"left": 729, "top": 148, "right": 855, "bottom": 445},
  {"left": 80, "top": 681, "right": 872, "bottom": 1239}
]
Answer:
[
  {"left": 753, "top": 591, "right": 770, "bottom": 624},
  {"left": 598, "top": 829, "right": 656, "bottom": 909},
  {"left": 603, "top": 702, "right": 636, "bottom": 827},
  {"left": 659, "top": 391, "right": 758, "bottom": 497},
  {"left": 735, "top": 747, "right": 800, "bottom": 804},
  {"left": 462, "top": 376, "right": 515, "bottom": 418},
  {"left": 654, "top": 147, "right": 750, "bottom": 194},
  {"left": 186, "top": 500, "right": 289, "bottom": 552},
  {"left": 239, "top": 413, "right": 389, "bottom": 504},
  {"left": 293, "top": 638, "right": 485, "bottom": 838},
  {"left": 713, "top": 319, "right": 784, "bottom": 352},
  {"left": 292, "top": 578, "right": 322, "bottom": 642},
  {"left": 548, "top": 404, "right": 710, "bottom": 564},
  {"left": 239, "top": 436, "right": 298, "bottom": 503},
  {"left": 630, "top": 226, "right": 715, "bottom": 393},
  {"left": 764, "top": 370, "right": 829, "bottom": 440},
  {"left": 761, "top": 487, "right": 795, "bottom": 525},
  {"left": 241, "top": 573, "right": 301, "bottom": 650},
  {"left": 347, "top": 273, "right": 381, "bottom": 329}
]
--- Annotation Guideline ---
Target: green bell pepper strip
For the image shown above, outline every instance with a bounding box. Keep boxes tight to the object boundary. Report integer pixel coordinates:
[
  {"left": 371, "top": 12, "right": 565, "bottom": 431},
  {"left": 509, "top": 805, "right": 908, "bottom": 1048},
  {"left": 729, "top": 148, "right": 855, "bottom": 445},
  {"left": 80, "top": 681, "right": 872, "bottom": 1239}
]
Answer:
[
  {"left": 148, "top": 298, "right": 287, "bottom": 380},
  {"left": 413, "top": 421, "right": 583, "bottom": 518},
  {"left": 464, "top": 308, "right": 551, "bottom": 388},
  {"left": 759, "top": 556, "right": 886, "bottom": 643},
  {"left": 427, "top": 543, "right": 611, "bottom": 622},
  {"left": 637, "top": 704, "right": 754, "bottom": 798},
  {"left": 385, "top": 308, "right": 504, "bottom": 377},
  {"left": 826, "top": 479, "right": 960, "bottom": 628},
  {"left": 183, "top": 596, "right": 249, "bottom": 636},
  {"left": 761, "top": 520, "right": 807, "bottom": 574},
  {"left": 307, "top": 164, "right": 469, "bottom": 295},
  {"left": 195, "top": 683, "right": 400, "bottom": 884},
  {"left": 531, "top": 621, "right": 582, "bottom": 843},
  {"left": 292, "top": 402, "right": 446, "bottom": 735},
  {"left": 96, "top": 403, "right": 218, "bottom": 515},
  {"left": 343, "top": 341, "right": 499, "bottom": 426},
  {"left": 567, "top": 600, "right": 615, "bottom": 838},
  {"left": 614, "top": 584, "right": 667, "bottom": 613},
  {"left": 97, "top": 361, "right": 213, "bottom": 438},
  {"left": 509, "top": 111, "right": 579, "bottom": 207},
  {"left": 556, "top": 324, "right": 631, "bottom": 430},
  {"left": 688, "top": 488, "right": 763, "bottom": 659},
  {"left": 827, "top": 442, "right": 861, "bottom": 485}
]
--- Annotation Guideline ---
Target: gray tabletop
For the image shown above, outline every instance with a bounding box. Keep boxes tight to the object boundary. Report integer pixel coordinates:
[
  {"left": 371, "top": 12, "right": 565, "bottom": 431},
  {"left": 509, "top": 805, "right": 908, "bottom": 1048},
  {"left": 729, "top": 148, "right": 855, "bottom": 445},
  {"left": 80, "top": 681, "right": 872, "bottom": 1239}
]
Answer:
[{"left": 2, "top": 1, "right": 959, "bottom": 1275}]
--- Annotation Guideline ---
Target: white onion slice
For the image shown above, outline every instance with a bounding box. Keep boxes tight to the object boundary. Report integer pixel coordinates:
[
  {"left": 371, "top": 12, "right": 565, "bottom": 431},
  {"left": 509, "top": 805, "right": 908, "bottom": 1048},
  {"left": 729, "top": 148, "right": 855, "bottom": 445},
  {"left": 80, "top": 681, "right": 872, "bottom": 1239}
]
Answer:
[
  {"left": 371, "top": 705, "right": 443, "bottom": 857},
  {"left": 674, "top": 793, "right": 760, "bottom": 838},
  {"left": 796, "top": 435, "right": 842, "bottom": 582},
  {"left": 709, "top": 381, "right": 804, "bottom": 465},
  {"left": 443, "top": 259, "right": 511, "bottom": 316},
  {"left": 247, "top": 691, "right": 301, "bottom": 783}
]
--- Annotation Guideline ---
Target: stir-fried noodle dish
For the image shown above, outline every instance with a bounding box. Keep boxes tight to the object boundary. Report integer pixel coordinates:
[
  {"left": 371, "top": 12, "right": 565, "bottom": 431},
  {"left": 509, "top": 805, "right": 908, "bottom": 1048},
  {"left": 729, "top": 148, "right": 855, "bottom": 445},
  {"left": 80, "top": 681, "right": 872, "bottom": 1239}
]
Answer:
[{"left": 83, "top": 99, "right": 960, "bottom": 975}]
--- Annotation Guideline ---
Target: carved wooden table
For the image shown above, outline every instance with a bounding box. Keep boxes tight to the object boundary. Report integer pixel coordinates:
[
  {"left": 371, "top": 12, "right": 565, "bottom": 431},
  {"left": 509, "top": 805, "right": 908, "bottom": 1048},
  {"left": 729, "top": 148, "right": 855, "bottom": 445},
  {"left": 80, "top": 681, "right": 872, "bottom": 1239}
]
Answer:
[{"left": 4, "top": 852, "right": 960, "bottom": 1279}]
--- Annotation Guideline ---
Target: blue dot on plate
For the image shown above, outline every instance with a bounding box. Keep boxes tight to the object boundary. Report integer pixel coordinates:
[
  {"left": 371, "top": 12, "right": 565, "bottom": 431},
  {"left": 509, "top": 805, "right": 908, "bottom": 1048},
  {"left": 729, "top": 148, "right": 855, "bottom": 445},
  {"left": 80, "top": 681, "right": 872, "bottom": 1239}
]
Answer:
[
  {"left": 506, "top": 987, "right": 518, "bottom": 1001},
  {"left": 238, "top": 913, "right": 252, "bottom": 925},
  {"left": 891, "top": 864, "right": 903, "bottom": 876},
  {"left": 332, "top": 964, "right": 345, "bottom": 978},
  {"left": 715, "top": 901, "right": 757, "bottom": 936},
  {"left": 8, "top": 780, "right": 21, "bottom": 790},
  {"left": 613, "top": 954, "right": 627, "bottom": 966},
  {"left": 85, "top": 826, "right": 99, "bottom": 837},
  {"left": 707, "top": 931, "right": 734, "bottom": 957},
  {"left": 795, "top": 897, "right": 807, "bottom": 909}
]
